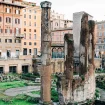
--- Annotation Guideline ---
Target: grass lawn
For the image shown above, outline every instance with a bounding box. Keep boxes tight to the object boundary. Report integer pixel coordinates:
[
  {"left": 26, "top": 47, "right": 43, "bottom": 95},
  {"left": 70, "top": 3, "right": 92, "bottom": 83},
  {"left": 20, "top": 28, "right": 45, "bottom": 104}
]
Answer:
[
  {"left": 0, "top": 95, "right": 38, "bottom": 105},
  {"left": 31, "top": 91, "right": 40, "bottom": 95},
  {"left": 0, "top": 81, "right": 26, "bottom": 90},
  {"left": 0, "top": 80, "right": 39, "bottom": 105},
  {"left": 0, "top": 100, "right": 33, "bottom": 105}
]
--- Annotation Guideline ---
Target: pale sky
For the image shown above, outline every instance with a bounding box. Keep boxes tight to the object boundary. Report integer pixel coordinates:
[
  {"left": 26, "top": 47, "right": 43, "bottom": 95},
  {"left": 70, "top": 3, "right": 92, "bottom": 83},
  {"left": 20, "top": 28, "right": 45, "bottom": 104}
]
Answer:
[{"left": 26, "top": 0, "right": 105, "bottom": 21}]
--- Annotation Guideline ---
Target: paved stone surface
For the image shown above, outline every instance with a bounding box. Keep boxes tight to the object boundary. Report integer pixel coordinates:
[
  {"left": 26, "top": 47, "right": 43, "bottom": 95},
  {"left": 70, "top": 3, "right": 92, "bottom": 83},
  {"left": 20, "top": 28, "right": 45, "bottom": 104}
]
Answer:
[{"left": 4, "top": 86, "right": 40, "bottom": 96}]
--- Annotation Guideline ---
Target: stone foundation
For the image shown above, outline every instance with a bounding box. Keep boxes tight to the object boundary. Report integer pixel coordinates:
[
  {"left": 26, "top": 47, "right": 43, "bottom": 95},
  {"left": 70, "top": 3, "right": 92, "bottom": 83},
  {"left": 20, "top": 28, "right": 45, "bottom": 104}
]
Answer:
[{"left": 60, "top": 65, "right": 95, "bottom": 104}]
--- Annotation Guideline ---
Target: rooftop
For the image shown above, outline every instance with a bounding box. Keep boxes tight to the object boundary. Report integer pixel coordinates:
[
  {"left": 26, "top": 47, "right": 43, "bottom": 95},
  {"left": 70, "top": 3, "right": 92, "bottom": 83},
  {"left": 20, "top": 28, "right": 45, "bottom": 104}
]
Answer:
[
  {"left": 0, "top": 1, "right": 25, "bottom": 8},
  {"left": 96, "top": 21, "right": 105, "bottom": 24}
]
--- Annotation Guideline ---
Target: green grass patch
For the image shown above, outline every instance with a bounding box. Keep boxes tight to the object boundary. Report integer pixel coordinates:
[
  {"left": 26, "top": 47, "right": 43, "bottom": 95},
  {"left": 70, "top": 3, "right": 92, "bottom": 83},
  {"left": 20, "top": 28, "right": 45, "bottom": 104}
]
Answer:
[
  {"left": 0, "top": 81, "right": 26, "bottom": 90},
  {"left": 0, "top": 94, "right": 38, "bottom": 105},
  {"left": 31, "top": 91, "right": 40, "bottom": 95}
]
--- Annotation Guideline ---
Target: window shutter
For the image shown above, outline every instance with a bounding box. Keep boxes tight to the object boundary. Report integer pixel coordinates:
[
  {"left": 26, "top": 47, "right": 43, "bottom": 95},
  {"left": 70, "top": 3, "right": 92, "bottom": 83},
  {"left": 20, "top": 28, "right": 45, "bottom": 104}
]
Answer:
[
  {"left": 1, "top": 29, "right": 2, "bottom": 33},
  {"left": 6, "top": 18, "right": 8, "bottom": 23},
  {"left": 0, "top": 17, "right": 1, "bottom": 22},
  {"left": 19, "top": 10, "right": 20, "bottom": 14},
  {"left": 14, "top": 28, "right": 16, "bottom": 34},
  {"left": 10, "top": 29, "right": 12, "bottom": 33},
  {"left": 10, "top": 9, "right": 11, "bottom": 13},
  {"left": 19, "top": 28, "right": 21, "bottom": 34},
  {"left": 18, "top": 19, "right": 20, "bottom": 24},
  {"left": 9, "top": 18, "right": 11, "bottom": 23},
  {"left": 5, "top": 39, "right": 7, "bottom": 42},
  {"left": 5, "top": 29, "right": 7, "bottom": 33},
  {"left": 5, "top": 8, "right": 7, "bottom": 12}
]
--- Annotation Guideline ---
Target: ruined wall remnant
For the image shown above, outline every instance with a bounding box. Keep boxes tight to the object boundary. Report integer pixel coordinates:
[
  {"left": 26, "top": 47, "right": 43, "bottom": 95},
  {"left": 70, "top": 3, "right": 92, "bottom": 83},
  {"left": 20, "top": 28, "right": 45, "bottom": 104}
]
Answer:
[
  {"left": 56, "top": 12, "right": 96, "bottom": 105},
  {"left": 40, "top": 1, "right": 53, "bottom": 105}
]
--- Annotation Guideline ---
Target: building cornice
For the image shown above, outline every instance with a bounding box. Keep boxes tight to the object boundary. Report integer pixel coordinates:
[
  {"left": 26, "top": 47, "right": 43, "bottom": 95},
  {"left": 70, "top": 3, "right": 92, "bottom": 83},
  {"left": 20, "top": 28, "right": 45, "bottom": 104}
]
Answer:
[{"left": 0, "top": 1, "right": 25, "bottom": 8}]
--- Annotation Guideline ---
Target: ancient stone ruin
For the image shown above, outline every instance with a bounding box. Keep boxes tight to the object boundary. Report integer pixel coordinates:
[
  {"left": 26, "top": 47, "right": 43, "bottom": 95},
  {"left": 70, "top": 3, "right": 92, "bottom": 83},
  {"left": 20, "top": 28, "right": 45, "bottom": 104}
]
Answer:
[
  {"left": 40, "top": 1, "right": 96, "bottom": 105},
  {"left": 56, "top": 13, "right": 96, "bottom": 104},
  {"left": 40, "top": 1, "right": 53, "bottom": 105}
]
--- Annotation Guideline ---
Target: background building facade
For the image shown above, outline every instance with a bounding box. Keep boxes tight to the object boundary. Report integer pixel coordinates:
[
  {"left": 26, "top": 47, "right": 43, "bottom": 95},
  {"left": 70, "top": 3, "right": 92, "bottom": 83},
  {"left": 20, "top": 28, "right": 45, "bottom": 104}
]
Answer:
[
  {"left": 50, "top": 10, "right": 73, "bottom": 30},
  {"left": 22, "top": 1, "right": 41, "bottom": 56},
  {"left": 0, "top": 0, "right": 33, "bottom": 74},
  {"left": 95, "top": 21, "right": 105, "bottom": 58}
]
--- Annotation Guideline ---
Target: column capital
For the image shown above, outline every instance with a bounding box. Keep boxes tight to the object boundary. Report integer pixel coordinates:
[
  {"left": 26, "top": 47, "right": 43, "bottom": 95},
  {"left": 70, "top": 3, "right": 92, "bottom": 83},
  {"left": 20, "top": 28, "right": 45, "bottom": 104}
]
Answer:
[{"left": 40, "top": 1, "right": 52, "bottom": 8}]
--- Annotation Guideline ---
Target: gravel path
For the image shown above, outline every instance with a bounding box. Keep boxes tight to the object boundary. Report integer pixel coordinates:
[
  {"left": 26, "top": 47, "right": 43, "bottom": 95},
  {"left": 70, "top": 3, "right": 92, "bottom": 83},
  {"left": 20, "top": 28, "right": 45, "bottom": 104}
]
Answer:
[{"left": 4, "top": 86, "right": 40, "bottom": 96}]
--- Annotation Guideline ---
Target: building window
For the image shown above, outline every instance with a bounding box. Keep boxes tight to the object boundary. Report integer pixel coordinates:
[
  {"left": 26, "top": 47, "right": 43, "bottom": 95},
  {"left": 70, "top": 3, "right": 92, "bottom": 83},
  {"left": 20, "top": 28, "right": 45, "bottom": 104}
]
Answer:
[
  {"left": 34, "top": 10, "right": 36, "bottom": 13},
  {"left": 29, "top": 34, "right": 31, "bottom": 39},
  {"left": 6, "top": 17, "right": 11, "bottom": 23},
  {"left": 34, "top": 34, "right": 36, "bottom": 39},
  {"left": 7, "top": 28, "right": 10, "bottom": 34},
  {"left": 98, "top": 38, "right": 101, "bottom": 43},
  {"left": 15, "top": 18, "right": 20, "bottom": 24},
  {"left": 15, "top": 10, "right": 20, "bottom": 14},
  {"left": 34, "top": 16, "right": 36, "bottom": 19},
  {"left": 34, "top": 42, "right": 36, "bottom": 45},
  {"left": 6, "top": 8, "right": 11, "bottom": 13},
  {"left": 55, "top": 22, "right": 58, "bottom": 26},
  {"left": 24, "top": 14, "right": 26, "bottom": 18},
  {"left": 5, "top": 39, "right": 12, "bottom": 43},
  {"left": 29, "top": 49, "right": 31, "bottom": 54},
  {"left": 9, "top": 39, "right": 12, "bottom": 43},
  {"left": 29, "top": 10, "right": 31, "bottom": 13},
  {"left": 34, "top": 29, "right": 36, "bottom": 32},
  {"left": 16, "top": 28, "right": 20, "bottom": 34},
  {"left": 24, "top": 21, "right": 26, "bottom": 26},
  {"left": 24, "top": 42, "right": 26, "bottom": 45},
  {"left": 29, "top": 22, "right": 31, "bottom": 26},
  {"left": 5, "top": 39, "right": 7, "bottom": 43},
  {"left": 9, "top": 66, "right": 17, "bottom": 73},
  {"left": 29, "top": 29, "right": 31, "bottom": 32},
  {"left": 34, "top": 22, "right": 36, "bottom": 26},
  {"left": 99, "top": 46, "right": 102, "bottom": 49},
  {"left": 24, "top": 28, "right": 26, "bottom": 32},
  {"left": 0, "top": 17, "right": 2, "bottom": 22},
  {"left": 29, "top": 42, "right": 32, "bottom": 45},
  {"left": 24, "top": 9, "right": 26, "bottom": 12},
  {"left": 23, "top": 48, "right": 27, "bottom": 55},
  {"left": 98, "top": 24, "right": 102, "bottom": 29},
  {"left": 0, "top": 29, "right": 3, "bottom": 33},
  {"left": 103, "top": 45, "right": 105, "bottom": 49},
  {"left": 34, "top": 48, "right": 37, "bottom": 55},
  {"left": 7, "top": 50, "right": 11, "bottom": 57},
  {"left": 16, "top": 50, "right": 19, "bottom": 57},
  {"left": 0, "top": 39, "right": 1, "bottom": 42},
  {"left": 29, "top": 15, "right": 31, "bottom": 19},
  {"left": 98, "top": 32, "right": 102, "bottom": 36},
  {"left": 15, "top": 39, "right": 21, "bottom": 43},
  {"left": 24, "top": 33, "right": 26, "bottom": 39}
]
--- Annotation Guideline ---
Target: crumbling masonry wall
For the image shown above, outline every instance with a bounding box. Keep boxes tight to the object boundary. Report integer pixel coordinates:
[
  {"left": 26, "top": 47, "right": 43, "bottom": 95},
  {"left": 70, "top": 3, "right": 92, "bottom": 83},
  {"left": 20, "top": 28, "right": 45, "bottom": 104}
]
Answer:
[{"left": 56, "top": 12, "right": 96, "bottom": 105}]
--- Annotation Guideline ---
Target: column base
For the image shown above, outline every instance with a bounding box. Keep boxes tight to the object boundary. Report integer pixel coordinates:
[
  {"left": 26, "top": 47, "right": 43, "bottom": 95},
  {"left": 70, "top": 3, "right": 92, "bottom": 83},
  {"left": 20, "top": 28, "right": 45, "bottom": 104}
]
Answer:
[{"left": 39, "top": 101, "right": 54, "bottom": 105}]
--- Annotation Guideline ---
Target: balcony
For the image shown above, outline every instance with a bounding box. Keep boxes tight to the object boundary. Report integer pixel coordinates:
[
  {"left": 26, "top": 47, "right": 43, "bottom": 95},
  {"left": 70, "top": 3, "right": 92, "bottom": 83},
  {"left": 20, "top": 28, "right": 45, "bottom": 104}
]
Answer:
[{"left": 15, "top": 34, "right": 24, "bottom": 39}]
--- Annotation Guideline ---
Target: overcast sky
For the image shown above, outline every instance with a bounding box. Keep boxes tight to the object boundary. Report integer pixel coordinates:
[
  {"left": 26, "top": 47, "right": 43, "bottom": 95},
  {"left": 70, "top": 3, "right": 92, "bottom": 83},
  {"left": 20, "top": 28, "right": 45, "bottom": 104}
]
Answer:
[{"left": 26, "top": 0, "right": 105, "bottom": 21}]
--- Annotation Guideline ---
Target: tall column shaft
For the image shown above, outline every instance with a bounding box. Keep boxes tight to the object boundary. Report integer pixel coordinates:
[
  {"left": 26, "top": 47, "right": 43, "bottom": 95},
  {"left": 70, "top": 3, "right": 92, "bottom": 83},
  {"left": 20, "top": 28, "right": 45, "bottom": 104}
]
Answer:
[{"left": 40, "top": 1, "right": 52, "bottom": 104}]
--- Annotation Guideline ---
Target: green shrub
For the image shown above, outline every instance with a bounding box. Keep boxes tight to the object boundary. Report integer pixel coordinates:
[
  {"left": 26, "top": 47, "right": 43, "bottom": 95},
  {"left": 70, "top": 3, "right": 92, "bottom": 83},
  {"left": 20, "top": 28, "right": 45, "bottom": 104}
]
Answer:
[
  {"left": 26, "top": 96, "right": 39, "bottom": 104},
  {"left": 51, "top": 88, "right": 59, "bottom": 102}
]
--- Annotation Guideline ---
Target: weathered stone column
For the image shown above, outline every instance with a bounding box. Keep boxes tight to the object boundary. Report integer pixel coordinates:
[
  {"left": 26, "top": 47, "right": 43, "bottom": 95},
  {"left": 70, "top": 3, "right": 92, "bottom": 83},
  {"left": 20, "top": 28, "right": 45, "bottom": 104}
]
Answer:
[
  {"left": 64, "top": 34, "right": 74, "bottom": 101},
  {"left": 40, "top": 1, "right": 52, "bottom": 105}
]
